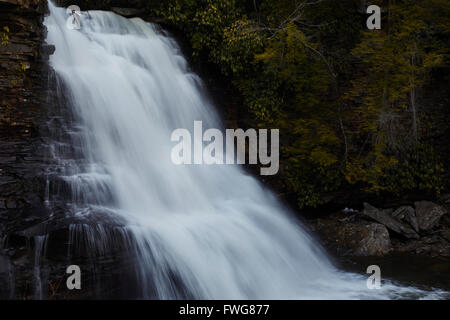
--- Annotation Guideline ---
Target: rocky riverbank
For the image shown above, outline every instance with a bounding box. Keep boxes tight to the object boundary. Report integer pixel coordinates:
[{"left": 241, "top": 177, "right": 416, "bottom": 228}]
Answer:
[{"left": 311, "top": 198, "right": 450, "bottom": 258}]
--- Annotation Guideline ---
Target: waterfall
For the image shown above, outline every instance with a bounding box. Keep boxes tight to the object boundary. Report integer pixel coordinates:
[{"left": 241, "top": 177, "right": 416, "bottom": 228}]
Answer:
[{"left": 43, "top": 1, "right": 441, "bottom": 299}]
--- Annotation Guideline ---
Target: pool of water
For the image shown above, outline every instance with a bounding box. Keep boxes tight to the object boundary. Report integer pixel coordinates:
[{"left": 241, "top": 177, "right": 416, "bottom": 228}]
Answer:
[{"left": 336, "top": 253, "right": 450, "bottom": 293}]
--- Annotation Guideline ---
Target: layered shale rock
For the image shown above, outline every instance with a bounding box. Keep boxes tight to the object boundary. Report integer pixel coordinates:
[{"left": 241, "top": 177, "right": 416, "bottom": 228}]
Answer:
[
  {"left": 0, "top": 0, "right": 52, "bottom": 216},
  {"left": 0, "top": 0, "right": 56, "bottom": 299}
]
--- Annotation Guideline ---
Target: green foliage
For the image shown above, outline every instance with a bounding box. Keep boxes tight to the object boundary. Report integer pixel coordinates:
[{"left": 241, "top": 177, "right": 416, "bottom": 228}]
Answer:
[
  {"left": 222, "top": 18, "right": 263, "bottom": 75},
  {"left": 382, "top": 144, "right": 445, "bottom": 197},
  {"left": 235, "top": 74, "right": 280, "bottom": 121},
  {"left": 283, "top": 117, "right": 342, "bottom": 208},
  {"left": 344, "top": 0, "right": 447, "bottom": 195},
  {"left": 152, "top": 0, "right": 249, "bottom": 73}
]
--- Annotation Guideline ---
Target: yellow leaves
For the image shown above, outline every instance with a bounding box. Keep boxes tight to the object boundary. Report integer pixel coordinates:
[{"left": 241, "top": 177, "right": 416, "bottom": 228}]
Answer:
[
  {"left": 243, "top": 81, "right": 280, "bottom": 121},
  {"left": 378, "top": 144, "right": 446, "bottom": 197},
  {"left": 1, "top": 26, "right": 9, "bottom": 46},
  {"left": 8, "top": 61, "right": 28, "bottom": 87},
  {"left": 309, "top": 148, "right": 338, "bottom": 167},
  {"left": 254, "top": 50, "right": 275, "bottom": 64},
  {"left": 19, "top": 61, "right": 27, "bottom": 72},
  {"left": 344, "top": 139, "right": 444, "bottom": 196},
  {"left": 344, "top": 137, "right": 399, "bottom": 193},
  {"left": 150, "top": 0, "right": 448, "bottom": 205},
  {"left": 282, "top": 118, "right": 340, "bottom": 177},
  {"left": 423, "top": 52, "right": 444, "bottom": 68},
  {"left": 220, "top": 17, "right": 263, "bottom": 75},
  {"left": 285, "top": 21, "right": 306, "bottom": 46},
  {"left": 249, "top": 103, "right": 270, "bottom": 121},
  {"left": 344, "top": 1, "right": 447, "bottom": 186},
  {"left": 224, "top": 18, "right": 261, "bottom": 48},
  {"left": 344, "top": 160, "right": 365, "bottom": 185}
]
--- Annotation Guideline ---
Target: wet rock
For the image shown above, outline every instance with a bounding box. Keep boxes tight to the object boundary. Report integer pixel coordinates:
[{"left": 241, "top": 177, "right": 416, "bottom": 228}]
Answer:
[
  {"left": 111, "top": 7, "right": 145, "bottom": 17},
  {"left": 0, "top": 0, "right": 60, "bottom": 299},
  {"left": 392, "top": 206, "right": 419, "bottom": 233},
  {"left": 441, "top": 229, "right": 450, "bottom": 242},
  {"left": 415, "top": 201, "right": 447, "bottom": 231},
  {"left": 354, "top": 223, "right": 392, "bottom": 256},
  {"left": 40, "top": 44, "right": 55, "bottom": 56},
  {"left": 314, "top": 214, "right": 392, "bottom": 257},
  {"left": 362, "top": 203, "right": 420, "bottom": 239},
  {"left": 393, "top": 235, "right": 450, "bottom": 257},
  {"left": 5, "top": 198, "right": 17, "bottom": 209},
  {"left": 440, "top": 194, "right": 450, "bottom": 204}
]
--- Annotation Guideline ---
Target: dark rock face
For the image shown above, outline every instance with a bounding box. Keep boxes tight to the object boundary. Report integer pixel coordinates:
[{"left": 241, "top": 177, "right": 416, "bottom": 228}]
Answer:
[
  {"left": 314, "top": 213, "right": 392, "bottom": 256},
  {"left": 0, "top": 0, "right": 59, "bottom": 299},
  {"left": 54, "top": 0, "right": 145, "bottom": 11},
  {"left": 0, "top": 0, "right": 50, "bottom": 219},
  {"left": 392, "top": 235, "right": 450, "bottom": 257},
  {"left": 111, "top": 7, "right": 145, "bottom": 18},
  {"left": 415, "top": 201, "right": 447, "bottom": 232}
]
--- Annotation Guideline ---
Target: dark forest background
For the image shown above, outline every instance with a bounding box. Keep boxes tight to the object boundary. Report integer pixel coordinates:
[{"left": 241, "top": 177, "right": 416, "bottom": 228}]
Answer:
[{"left": 55, "top": 0, "right": 450, "bottom": 211}]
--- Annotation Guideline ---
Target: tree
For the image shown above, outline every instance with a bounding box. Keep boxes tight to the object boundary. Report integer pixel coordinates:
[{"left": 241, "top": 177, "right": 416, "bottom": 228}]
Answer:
[{"left": 343, "top": 0, "right": 446, "bottom": 196}]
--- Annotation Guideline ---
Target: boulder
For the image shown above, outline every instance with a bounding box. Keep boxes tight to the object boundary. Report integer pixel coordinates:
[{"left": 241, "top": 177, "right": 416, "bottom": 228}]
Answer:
[
  {"left": 362, "top": 203, "right": 420, "bottom": 239},
  {"left": 315, "top": 215, "right": 392, "bottom": 256},
  {"left": 41, "top": 44, "right": 55, "bottom": 56},
  {"left": 354, "top": 223, "right": 392, "bottom": 256},
  {"left": 415, "top": 201, "right": 447, "bottom": 231},
  {"left": 440, "top": 229, "right": 450, "bottom": 242},
  {"left": 111, "top": 7, "right": 145, "bottom": 17},
  {"left": 392, "top": 206, "right": 419, "bottom": 233}
]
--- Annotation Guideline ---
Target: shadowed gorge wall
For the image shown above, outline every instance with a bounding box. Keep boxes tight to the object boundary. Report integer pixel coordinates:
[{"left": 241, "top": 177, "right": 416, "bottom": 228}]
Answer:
[{"left": 0, "top": 0, "right": 51, "bottom": 213}]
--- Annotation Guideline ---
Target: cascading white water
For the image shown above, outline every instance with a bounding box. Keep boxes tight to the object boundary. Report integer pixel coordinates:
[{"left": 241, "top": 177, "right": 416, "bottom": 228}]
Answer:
[
  {"left": 33, "top": 235, "right": 48, "bottom": 300},
  {"left": 43, "top": 2, "right": 444, "bottom": 299}
]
